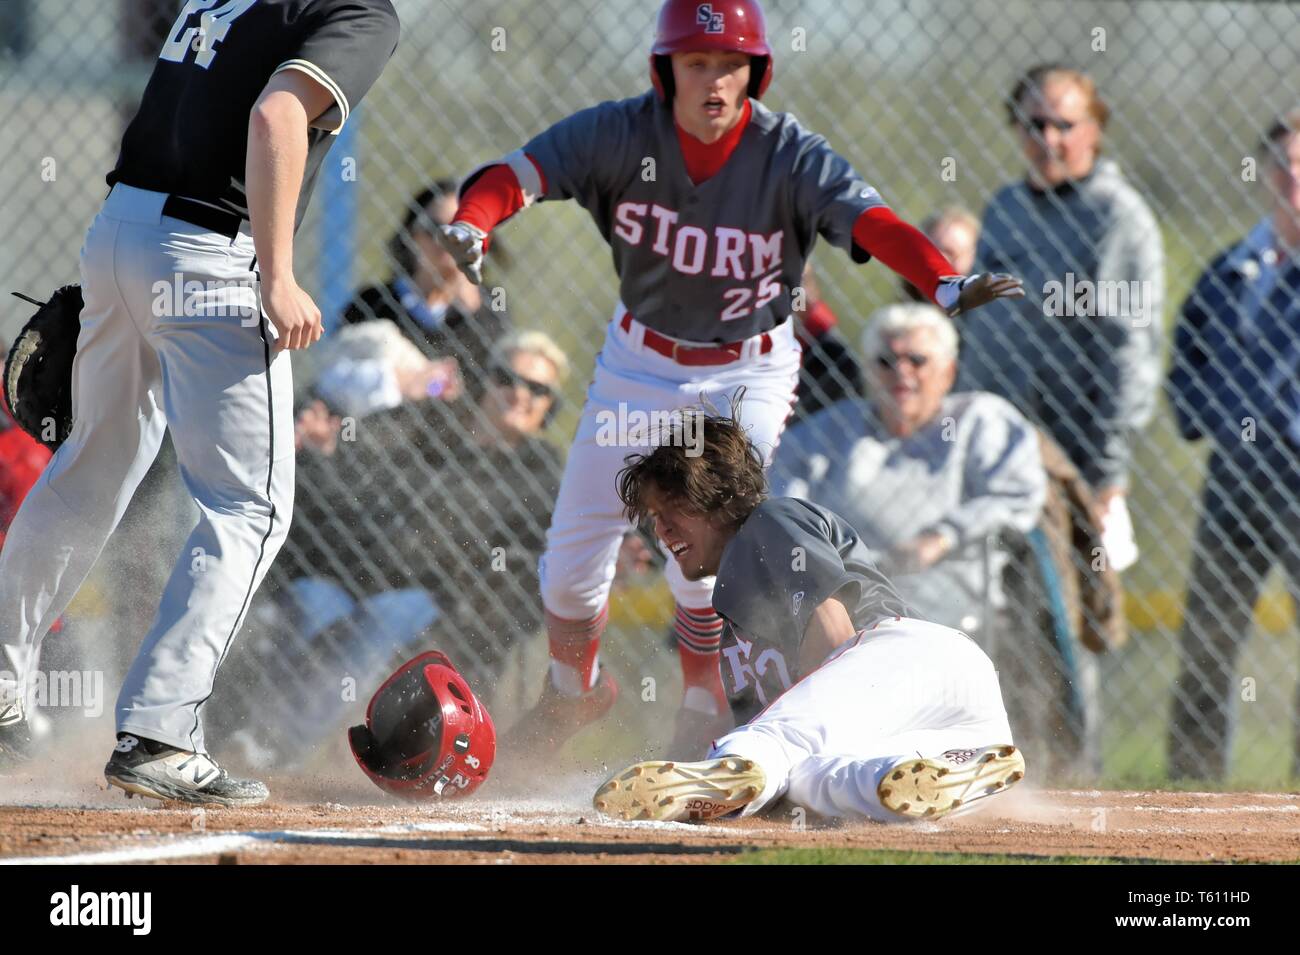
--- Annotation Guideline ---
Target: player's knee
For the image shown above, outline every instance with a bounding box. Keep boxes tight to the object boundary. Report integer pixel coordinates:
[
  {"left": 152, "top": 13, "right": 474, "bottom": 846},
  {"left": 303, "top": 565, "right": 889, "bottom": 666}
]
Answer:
[
  {"left": 539, "top": 576, "right": 608, "bottom": 621},
  {"left": 537, "top": 548, "right": 618, "bottom": 620},
  {"left": 539, "top": 563, "right": 608, "bottom": 620}
]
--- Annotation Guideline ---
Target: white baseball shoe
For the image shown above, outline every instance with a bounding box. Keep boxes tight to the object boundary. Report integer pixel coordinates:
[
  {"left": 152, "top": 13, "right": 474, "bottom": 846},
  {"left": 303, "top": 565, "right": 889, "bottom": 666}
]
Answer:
[
  {"left": 877, "top": 744, "right": 1025, "bottom": 821},
  {"left": 593, "top": 756, "right": 766, "bottom": 822},
  {"left": 104, "top": 733, "right": 270, "bottom": 807}
]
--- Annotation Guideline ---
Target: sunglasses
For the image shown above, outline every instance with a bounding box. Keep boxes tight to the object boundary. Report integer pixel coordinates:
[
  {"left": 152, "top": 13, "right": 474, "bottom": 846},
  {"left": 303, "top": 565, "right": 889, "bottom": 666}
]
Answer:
[
  {"left": 489, "top": 363, "right": 557, "bottom": 401},
  {"left": 875, "top": 352, "right": 931, "bottom": 371},
  {"left": 1020, "top": 115, "right": 1078, "bottom": 135}
]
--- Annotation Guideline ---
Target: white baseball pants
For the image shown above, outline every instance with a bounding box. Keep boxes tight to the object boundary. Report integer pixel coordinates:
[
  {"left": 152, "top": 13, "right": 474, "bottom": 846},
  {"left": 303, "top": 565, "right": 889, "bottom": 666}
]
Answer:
[
  {"left": 0, "top": 183, "right": 294, "bottom": 753},
  {"left": 710, "top": 617, "right": 1015, "bottom": 821},
  {"left": 538, "top": 306, "right": 801, "bottom": 619}
]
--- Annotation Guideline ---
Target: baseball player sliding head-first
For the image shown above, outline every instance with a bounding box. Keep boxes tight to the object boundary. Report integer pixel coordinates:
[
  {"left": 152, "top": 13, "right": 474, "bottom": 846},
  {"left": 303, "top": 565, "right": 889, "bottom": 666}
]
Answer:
[
  {"left": 438, "top": 0, "right": 1024, "bottom": 757},
  {"left": 0, "top": 0, "right": 398, "bottom": 805},
  {"left": 593, "top": 408, "right": 1025, "bottom": 823}
]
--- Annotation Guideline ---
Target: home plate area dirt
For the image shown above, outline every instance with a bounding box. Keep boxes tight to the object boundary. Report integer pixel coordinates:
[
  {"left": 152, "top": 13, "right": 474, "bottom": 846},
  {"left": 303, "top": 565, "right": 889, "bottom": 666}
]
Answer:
[{"left": 2, "top": 778, "right": 1298, "bottom": 864}]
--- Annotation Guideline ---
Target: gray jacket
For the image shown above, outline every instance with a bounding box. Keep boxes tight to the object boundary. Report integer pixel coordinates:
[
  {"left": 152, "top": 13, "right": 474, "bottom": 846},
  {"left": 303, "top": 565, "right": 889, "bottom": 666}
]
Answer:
[
  {"left": 960, "top": 158, "right": 1164, "bottom": 489},
  {"left": 771, "top": 392, "right": 1047, "bottom": 632}
]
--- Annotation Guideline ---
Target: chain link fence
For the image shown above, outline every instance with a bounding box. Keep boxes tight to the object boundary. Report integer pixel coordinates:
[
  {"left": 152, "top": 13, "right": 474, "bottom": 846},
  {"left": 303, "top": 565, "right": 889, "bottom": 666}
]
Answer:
[{"left": 2, "top": 0, "right": 1299, "bottom": 787}]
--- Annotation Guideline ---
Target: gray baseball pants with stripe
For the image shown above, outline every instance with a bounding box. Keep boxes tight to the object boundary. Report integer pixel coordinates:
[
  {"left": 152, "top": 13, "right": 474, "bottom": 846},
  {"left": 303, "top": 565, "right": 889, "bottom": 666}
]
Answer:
[{"left": 0, "top": 183, "right": 294, "bottom": 754}]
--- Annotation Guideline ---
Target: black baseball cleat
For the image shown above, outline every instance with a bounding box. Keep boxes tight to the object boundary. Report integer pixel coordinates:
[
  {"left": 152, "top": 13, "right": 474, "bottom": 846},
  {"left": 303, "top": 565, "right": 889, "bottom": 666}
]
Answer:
[
  {"left": 0, "top": 720, "right": 34, "bottom": 770},
  {"left": 104, "top": 733, "right": 270, "bottom": 807}
]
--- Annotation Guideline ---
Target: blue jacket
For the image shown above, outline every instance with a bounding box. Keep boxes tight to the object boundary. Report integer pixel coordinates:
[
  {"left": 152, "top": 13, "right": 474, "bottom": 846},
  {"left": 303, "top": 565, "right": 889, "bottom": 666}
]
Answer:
[{"left": 1167, "top": 220, "right": 1300, "bottom": 449}]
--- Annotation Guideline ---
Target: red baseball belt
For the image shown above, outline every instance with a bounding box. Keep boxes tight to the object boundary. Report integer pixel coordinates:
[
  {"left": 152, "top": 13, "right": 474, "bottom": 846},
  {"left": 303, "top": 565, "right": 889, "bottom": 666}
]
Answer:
[{"left": 619, "top": 312, "right": 774, "bottom": 366}]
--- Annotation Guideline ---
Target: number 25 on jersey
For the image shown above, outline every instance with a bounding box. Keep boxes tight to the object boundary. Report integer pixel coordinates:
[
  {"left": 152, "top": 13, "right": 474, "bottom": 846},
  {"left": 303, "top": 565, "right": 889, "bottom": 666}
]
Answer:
[{"left": 159, "top": 0, "right": 257, "bottom": 70}]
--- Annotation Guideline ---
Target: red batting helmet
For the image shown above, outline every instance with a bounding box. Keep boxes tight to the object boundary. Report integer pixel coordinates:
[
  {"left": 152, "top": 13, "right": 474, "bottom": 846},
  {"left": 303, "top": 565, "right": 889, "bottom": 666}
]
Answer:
[
  {"left": 348, "top": 650, "right": 496, "bottom": 800},
  {"left": 650, "top": 0, "right": 773, "bottom": 101}
]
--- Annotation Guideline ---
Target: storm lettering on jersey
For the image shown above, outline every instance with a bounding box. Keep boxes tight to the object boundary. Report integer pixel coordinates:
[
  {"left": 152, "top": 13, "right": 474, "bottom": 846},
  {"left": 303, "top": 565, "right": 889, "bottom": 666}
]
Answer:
[{"left": 614, "top": 201, "right": 784, "bottom": 281}]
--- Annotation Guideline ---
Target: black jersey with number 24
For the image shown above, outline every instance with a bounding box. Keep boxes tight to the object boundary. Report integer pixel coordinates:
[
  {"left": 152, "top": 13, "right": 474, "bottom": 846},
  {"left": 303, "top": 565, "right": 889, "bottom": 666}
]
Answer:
[{"left": 108, "top": 0, "right": 399, "bottom": 230}]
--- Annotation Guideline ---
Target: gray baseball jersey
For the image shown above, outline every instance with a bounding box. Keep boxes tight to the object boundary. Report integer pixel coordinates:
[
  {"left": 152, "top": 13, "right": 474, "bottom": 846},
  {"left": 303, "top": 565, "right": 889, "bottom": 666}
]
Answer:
[
  {"left": 521, "top": 92, "right": 885, "bottom": 343},
  {"left": 712, "top": 497, "right": 912, "bottom": 700}
]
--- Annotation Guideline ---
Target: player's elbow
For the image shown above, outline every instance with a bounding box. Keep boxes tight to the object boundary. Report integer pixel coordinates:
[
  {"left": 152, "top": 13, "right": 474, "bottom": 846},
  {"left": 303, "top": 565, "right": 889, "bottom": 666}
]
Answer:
[{"left": 248, "top": 92, "right": 309, "bottom": 144}]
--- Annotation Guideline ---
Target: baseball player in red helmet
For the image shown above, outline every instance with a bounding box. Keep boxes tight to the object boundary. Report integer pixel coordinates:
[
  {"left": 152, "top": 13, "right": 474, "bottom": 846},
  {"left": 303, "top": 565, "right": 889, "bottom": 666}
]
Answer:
[{"left": 438, "top": 0, "right": 1023, "bottom": 757}]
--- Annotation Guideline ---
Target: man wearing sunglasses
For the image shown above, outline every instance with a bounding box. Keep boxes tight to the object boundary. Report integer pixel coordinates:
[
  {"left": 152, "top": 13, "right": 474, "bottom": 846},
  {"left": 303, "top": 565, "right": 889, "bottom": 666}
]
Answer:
[{"left": 958, "top": 63, "right": 1164, "bottom": 581}]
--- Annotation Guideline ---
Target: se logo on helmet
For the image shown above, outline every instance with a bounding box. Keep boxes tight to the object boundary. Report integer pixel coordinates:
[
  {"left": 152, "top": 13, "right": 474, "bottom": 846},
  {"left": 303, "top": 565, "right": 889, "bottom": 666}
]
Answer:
[{"left": 697, "top": 4, "right": 726, "bottom": 34}]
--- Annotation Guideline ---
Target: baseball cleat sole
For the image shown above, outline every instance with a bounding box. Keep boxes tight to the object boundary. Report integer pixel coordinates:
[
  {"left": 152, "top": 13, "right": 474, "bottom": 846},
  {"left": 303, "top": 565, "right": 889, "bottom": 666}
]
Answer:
[
  {"left": 877, "top": 744, "right": 1025, "bottom": 821},
  {"left": 593, "top": 756, "right": 765, "bottom": 822}
]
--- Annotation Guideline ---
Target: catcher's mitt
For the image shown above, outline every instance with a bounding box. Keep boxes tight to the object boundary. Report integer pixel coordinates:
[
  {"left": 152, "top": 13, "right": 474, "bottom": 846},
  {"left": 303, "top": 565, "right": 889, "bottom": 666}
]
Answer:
[{"left": 4, "top": 285, "right": 83, "bottom": 450}]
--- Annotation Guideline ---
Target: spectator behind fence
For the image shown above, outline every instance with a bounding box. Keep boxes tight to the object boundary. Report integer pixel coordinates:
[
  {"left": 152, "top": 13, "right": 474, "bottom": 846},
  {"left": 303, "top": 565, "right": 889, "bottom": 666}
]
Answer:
[
  {"left": 341, "top": 180, "right": 512, "bottom": 394},
  {"left": 960, "top": 63, "right": 1163, "bottom": 572},
  {"left": 219, "top": 331, "right": 568, "bottom": 764},
  {"left": 773, "top": 304, "right": 1046, "bottom": 635},
  {"left": 791, "top": 263, "right": 864, "bottom": 421},
  {"left": 1165, "top": 109, "right": 1300, "bottom": 781},
  {"left": 902, "top": 207, "right": 980, "bottom": 302},
  {"left": 302, "top": 317, "right": 462, "bottom": 420}
]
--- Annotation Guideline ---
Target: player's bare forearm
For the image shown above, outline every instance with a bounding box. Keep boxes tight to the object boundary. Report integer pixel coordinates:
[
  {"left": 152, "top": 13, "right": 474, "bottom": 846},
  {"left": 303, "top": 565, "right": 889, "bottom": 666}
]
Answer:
[
  {"left": 798, "top": 594, "right": 858, "bottom": 675},
  {"left": 246, "top": 90, "right": 310, "bottom": 283},
  {"left": 245, "top": 73, "right": 333, "bottom": 350}
]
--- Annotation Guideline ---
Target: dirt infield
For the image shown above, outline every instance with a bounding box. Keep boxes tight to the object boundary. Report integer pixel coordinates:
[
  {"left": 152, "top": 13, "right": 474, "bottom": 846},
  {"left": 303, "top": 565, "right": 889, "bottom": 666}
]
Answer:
[{"left": 3, "top": 769, "right": 1298, "bottom": 864}]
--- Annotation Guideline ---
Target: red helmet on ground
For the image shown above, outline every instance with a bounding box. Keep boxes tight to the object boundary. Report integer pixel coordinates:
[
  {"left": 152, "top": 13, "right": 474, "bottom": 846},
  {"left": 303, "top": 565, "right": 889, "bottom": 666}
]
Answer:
[
  {"left": 650, "top": 0, "right": 773, "bottom": 101},
  {"left": 348, "top": 650, "right": 496, "bottom": 800}
]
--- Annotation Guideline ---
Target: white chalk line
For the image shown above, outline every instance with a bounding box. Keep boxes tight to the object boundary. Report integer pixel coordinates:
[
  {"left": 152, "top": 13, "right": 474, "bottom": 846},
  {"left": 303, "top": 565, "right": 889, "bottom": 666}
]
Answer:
[
  {"left": 1053, "top": 804, "right": 1299, "bottom": 815},
  {"left": 0, "top": 813, "right": 789, "bottom": 865},
  {"left": 0, "top": 820, "right": 494, "bottom": 865},
  {"left": 1, "top": 833, "right": 261, "bottom": 865}
]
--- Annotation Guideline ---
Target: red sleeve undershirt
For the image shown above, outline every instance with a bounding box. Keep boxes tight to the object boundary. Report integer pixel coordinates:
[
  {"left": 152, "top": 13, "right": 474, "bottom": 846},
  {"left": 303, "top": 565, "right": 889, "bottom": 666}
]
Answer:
[
  {"left": 452, "top": 159, "right": 547, "bottom": 235},
  {"left": 452, "top": 106, "right": 958, "bottom": 304},
  {"left": 851, "top": 207, "right": 957, "bottom": 304}
]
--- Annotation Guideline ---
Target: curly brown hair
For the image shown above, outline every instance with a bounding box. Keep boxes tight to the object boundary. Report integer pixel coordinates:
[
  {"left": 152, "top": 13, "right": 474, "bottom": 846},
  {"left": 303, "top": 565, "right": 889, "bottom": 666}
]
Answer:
[{"left": 616, "top": 406, "right": 768, "bottom": 532}]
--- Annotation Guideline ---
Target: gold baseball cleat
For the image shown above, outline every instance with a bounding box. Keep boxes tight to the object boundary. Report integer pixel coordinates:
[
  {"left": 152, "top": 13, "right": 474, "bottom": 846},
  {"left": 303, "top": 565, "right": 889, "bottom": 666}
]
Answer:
[
  {"left": 877, "top": 744, "right": 1026, "bottom": 821},
  {"left": 593, "top": 756, "right": 766, "bottom": 822}
]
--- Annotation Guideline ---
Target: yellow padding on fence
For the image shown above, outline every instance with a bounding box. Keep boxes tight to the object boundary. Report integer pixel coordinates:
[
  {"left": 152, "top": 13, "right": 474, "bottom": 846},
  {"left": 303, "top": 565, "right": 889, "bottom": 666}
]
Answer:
[{"left": 611, "top": 583, "right": 1299, "bottom": 636}]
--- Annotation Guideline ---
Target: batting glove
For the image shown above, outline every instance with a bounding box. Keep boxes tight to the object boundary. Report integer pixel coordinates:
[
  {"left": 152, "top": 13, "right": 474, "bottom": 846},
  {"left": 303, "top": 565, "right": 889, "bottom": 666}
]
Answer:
[
  {"left": 935, "top": 273, "right": 1025, "bottom": 317},
  {"left": 436, "top": 222, "right": 488, "bottom": 285}
]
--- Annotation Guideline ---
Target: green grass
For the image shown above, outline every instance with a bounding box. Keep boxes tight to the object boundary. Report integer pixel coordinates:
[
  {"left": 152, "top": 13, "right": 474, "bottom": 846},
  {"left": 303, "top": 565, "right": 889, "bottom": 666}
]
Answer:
[
  {"left": 734, "top": 848, "right": 1300, "bottom": 864},
  {"left": 731, "top": 848, "right": 1153, "bottom": 865}
]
